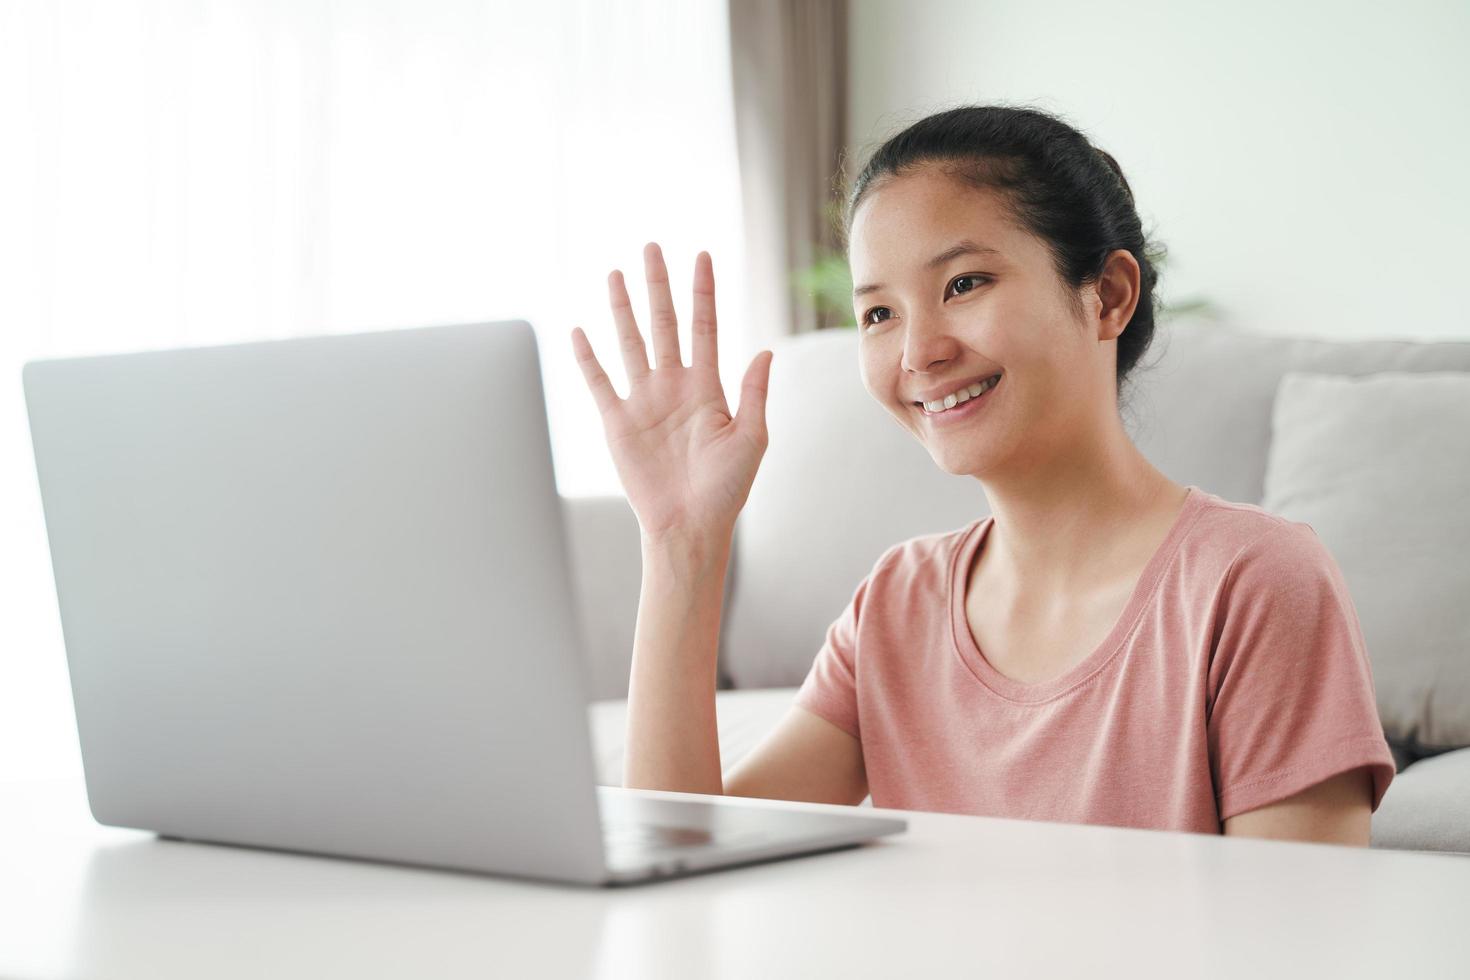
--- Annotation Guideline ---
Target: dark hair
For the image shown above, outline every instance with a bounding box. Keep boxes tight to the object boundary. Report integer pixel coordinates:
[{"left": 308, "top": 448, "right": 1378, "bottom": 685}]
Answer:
[{"left": 842, "top": 104, "right": 1167, "bottom": 407}]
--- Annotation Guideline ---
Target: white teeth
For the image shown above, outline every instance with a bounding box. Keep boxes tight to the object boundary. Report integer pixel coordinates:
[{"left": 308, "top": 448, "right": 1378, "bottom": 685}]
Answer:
[{"left": 921, "top": 375, "right": 1000, "bottom": 414}]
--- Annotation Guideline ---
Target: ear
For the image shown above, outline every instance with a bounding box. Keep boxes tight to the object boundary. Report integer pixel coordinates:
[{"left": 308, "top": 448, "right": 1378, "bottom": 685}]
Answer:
[{"left": 1095, "top": 248, "right": 1142, "bottom": 343}]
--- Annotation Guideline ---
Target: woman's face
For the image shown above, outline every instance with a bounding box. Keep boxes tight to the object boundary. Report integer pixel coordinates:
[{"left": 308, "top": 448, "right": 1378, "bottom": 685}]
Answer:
[{"left": 847, "top": 165, "right": 1130, "bottom": 480}]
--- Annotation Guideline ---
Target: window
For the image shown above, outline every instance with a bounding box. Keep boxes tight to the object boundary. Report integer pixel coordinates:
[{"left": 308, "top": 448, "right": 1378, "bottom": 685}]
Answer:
[{"left": 0, "top": 0, "right": 748, "bottom": 776}]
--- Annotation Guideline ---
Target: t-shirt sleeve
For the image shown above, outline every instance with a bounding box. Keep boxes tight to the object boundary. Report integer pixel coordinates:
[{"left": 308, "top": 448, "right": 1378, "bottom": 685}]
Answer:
[
  {"left": 1207, "top": 520, "right": 1397, "bottom": 822},
  {"left": 792, "top": 560, "right": 881, "bottom": 741}
]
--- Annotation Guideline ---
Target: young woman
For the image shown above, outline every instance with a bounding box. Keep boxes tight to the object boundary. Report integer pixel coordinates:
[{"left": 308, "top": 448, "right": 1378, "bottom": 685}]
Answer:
[{"left": 569, "top": 105, "right": 1395, "bottom": 845}]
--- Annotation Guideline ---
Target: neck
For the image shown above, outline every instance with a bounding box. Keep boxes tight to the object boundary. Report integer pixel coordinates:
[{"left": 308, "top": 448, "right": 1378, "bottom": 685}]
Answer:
[{"left": 975, "top": 411, "right": 1184, "bottom": 595}]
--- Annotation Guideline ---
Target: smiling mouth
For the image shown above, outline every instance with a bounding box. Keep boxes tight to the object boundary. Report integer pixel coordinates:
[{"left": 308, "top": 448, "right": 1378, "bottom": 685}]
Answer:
[{"left": 912, "top": 373, "right": 1002, "bottom": 415}]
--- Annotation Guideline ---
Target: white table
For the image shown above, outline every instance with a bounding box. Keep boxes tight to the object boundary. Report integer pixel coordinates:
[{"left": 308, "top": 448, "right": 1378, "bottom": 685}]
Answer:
[{"left": 3, "top": 774, "right": 1467, "bottom": 980}]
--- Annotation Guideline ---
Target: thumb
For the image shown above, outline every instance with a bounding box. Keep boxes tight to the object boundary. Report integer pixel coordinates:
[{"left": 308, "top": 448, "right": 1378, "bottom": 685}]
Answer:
[{"left": 735, "top": 349, "right": 773, "bottom": 441}]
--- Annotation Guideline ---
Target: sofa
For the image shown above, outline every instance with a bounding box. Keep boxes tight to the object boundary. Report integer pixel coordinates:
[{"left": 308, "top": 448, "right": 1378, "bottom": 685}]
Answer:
[{"left": 563, "top": 319, "right": 1470, "bottom": 855}]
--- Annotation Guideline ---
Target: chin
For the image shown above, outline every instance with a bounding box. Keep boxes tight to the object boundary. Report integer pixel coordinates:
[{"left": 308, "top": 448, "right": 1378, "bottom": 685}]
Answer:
[
  {"left": 921, "top": 434, "right": 1011, "bottom": 479},
  {"left": 924, "top": 447, "right": 981, "bottom": 477}
]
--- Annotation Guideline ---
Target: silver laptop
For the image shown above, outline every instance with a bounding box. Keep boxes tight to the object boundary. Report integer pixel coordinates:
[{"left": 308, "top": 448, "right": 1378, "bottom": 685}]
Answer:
[{"left": 21, "top": 320, "right": 905, "bottom": 886}]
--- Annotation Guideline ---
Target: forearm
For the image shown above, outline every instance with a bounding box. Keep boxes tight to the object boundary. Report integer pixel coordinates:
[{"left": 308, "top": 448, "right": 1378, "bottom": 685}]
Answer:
[{"left": 622, "top": 532, "right": 731, "bottom": 795}]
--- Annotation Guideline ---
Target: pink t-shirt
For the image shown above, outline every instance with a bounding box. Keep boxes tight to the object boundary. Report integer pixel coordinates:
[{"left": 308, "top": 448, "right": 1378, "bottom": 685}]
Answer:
[{"left": 794, "top": 485, "right": 1396, "bottom": 834}]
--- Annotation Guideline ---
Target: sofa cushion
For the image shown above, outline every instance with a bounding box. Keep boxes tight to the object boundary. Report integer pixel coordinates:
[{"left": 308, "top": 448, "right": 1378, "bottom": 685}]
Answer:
[
  {"left": 1261, "top": 371, "right": 1470, "bottom": 761},
  {"left": 586, "top": 687, "right": 873, "bottom": 806},
  {"left": 1126, "top": 322, "right": 1470, "bottom": 507},
  {"left": 588, "top": 687, "right": 800, "bottom": 786},
  {"left": 1369, "top": 746, "right": 1470, "bottom": 854},
  {"left": 562, "top": 495, "right": 646, "bottom": 701}
]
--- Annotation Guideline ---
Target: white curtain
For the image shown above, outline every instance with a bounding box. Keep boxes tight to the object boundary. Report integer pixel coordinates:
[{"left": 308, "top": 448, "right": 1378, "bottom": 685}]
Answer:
[{"left": 0, "top": 0, "right": 749, "bottom": 779}]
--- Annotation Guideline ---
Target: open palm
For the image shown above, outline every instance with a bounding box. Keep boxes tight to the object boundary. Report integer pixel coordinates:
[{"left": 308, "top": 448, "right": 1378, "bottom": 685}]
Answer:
[{"left": 570, "top": 243, "right": 774, "bottom": 543}]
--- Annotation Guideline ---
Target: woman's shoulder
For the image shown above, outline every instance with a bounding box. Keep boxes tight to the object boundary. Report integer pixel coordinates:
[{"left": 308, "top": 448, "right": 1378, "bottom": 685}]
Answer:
[{"left": 1180, "top": 487, "right": 1340, "bottom": 591}]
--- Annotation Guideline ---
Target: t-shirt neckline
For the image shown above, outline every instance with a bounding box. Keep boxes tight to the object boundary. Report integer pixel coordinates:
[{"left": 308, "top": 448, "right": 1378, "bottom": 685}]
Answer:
[{"left": 948, "top": 485, "right": 1206, "bottom": 704}]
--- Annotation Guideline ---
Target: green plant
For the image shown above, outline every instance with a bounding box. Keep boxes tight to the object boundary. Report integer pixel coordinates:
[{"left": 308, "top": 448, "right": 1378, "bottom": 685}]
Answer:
[{"left": 792, "top": 247, "right": 857, "bottom": 327}]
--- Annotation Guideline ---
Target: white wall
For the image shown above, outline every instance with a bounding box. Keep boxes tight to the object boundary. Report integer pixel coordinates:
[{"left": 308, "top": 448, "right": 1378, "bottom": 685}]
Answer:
[{"left": 847, "top": 0, "right": 1470, "bottom": 341}]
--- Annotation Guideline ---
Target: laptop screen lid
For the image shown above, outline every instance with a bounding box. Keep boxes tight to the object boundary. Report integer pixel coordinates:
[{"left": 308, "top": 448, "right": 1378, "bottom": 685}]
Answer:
[{"left": 22, "top": 321, "right": 611, "bottom": 883}]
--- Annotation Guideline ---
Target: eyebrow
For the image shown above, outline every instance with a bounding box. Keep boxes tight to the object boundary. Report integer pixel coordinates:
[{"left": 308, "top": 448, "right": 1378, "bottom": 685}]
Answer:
[{"left": 852, "top": 240, "right": 1002, "bottom": 299}]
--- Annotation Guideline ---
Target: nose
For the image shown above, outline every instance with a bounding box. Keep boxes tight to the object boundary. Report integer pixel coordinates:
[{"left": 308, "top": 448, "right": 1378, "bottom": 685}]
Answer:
[{"left": 899, "top": 311, "right": 960, "bottom": 375}]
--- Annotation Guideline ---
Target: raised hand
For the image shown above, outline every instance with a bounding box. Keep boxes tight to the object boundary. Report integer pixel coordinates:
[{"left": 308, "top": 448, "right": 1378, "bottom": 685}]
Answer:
[{"left": 570, "top": 243, "right": 773, "bottom": 545}]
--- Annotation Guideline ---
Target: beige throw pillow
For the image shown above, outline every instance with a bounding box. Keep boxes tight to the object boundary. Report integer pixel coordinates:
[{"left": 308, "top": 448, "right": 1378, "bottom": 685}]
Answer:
[{"left": 1261, "top": 371, "right": 1470, "bottom": 763}]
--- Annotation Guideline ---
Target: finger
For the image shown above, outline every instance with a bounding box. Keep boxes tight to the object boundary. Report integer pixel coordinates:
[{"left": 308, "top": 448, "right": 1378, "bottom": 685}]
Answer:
[
  {"left": 690, "top": 250, "right": 718, "bottom": 371},
  {"left": 643, "top": 242, "right": 682, "bottom": 369},
  {"left": 570, "top": 327, "right": 622, "bottom": 415},
  {"left": 607, "top": 270, "right": 651, "bottom": 384},
  {"left": 736, "top": 350, "right": 773, "bottom": 443}
]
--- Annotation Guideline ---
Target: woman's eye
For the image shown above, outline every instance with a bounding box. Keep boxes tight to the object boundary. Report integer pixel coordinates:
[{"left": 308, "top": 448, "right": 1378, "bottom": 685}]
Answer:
[
  {"left": 861, "top": 307, "right": 893, "bottom": 328},
  {"left": 948, "top": 274, "right": 988, "bottom": 297},
  {"left": 861, "top": 278, "right": 986, "bottom": 328}
]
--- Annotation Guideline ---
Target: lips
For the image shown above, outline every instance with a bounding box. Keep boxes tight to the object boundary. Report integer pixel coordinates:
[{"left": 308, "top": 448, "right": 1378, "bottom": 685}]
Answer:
[
  {"left": 914, "top": 372, "right": 1002, "bottom": 421},
  {"left": 911, "top": 374, "right": 1002, "bottom": 414}
]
